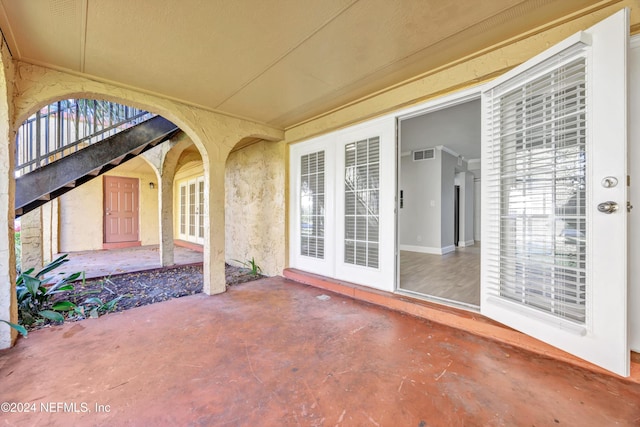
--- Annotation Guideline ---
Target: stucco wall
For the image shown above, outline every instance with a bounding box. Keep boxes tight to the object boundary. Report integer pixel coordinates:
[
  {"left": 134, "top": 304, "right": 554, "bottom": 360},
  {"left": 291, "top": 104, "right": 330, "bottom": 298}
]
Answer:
[
  {"left": 0, "top": 39, "right": 16, "bottom": 347},
  {"left": 41, "top": 199, "right": 59, "bottom": 263},
  {"left": 225, "top": 141, "right": 286, "bottom": 276},
  {"left": 58, "top": 159, "right": 160, "bottom": 252}
]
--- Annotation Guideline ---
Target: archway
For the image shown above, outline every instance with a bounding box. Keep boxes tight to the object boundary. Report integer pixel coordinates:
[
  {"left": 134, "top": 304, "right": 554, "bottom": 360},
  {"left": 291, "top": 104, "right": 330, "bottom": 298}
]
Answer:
[{"left": 1, "top": 62, "right": 283, "bottom": 348}]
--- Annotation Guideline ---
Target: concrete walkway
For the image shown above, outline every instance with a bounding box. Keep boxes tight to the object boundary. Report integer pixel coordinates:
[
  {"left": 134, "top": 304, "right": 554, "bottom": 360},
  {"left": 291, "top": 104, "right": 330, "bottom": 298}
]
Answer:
[
  {"left": 52, "top": 245, "right": 203, "bottom": 279},
  {"left": 1, "top": 276, "right": 639, "bottom": 426}
]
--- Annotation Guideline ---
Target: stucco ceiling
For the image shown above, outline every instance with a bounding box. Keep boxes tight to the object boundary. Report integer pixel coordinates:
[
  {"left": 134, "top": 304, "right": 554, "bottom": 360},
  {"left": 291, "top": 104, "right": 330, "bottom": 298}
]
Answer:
[{"left": 0, "top": 0, "right": 604, "bottom": 129}]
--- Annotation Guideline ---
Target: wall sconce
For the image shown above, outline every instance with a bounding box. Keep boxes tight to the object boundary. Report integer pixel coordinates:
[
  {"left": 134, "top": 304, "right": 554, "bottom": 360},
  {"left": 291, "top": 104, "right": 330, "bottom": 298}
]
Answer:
[{"left": 149, "top": 182, "right": 155, "bottom": 190}]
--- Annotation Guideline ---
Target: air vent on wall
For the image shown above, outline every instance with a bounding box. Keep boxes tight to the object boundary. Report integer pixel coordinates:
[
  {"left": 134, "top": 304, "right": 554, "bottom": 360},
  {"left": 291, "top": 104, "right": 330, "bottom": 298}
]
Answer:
[{"left": 413, "top": 148, "right": 435, "bottom": 161}]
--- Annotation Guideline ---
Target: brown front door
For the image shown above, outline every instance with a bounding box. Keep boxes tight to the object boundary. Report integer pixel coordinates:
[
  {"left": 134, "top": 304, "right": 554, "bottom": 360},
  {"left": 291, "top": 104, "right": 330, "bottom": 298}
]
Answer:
[{"left": 104, "top": 176, "right": 139, "bottom": 243}]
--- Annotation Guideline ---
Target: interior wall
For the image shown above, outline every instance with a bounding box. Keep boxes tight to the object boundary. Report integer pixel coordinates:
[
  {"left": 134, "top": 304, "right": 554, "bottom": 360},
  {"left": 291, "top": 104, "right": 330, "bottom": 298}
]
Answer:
[
  {"left": 456, "top": 171, "right": 475, "bottom": 246},
  {"left": 440, "top": 150, "right": 458, "bottom": 251},
  {"left": 398, "top": 100, "right": 480, "bottom": 254},
  {"left": 399, "top": 153, "right": 442, "bottom": 252},
  {"left": 225, "top": 140, "right": 286, "bottom": 276},
  {"left": 465, "top": 172, "right": 475, "bottom": 244},
  {"left": 469, "top": 162, "right": 481, "bottom": 242}
]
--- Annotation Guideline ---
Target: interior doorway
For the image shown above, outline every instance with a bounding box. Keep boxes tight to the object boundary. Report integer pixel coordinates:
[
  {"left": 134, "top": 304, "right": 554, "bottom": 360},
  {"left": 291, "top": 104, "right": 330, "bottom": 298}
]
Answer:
[{"left": 397, "top": 98, "right": 481, "bottom": 307}]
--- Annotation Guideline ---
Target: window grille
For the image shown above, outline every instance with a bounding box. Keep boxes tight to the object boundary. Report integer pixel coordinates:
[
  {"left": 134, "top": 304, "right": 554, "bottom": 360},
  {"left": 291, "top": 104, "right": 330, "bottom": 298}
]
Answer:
[
  {"left": 344, "top": 137, "right": 379, "bottom": 268},
  {"left": 179, "top": 185, "right": 186, "bottom": 235},
  {"left": 300, "top": 151, "right": 325, "bottom": 258},
  {"left": 198, "top": 179, "right": 205, "bottom": 239}
]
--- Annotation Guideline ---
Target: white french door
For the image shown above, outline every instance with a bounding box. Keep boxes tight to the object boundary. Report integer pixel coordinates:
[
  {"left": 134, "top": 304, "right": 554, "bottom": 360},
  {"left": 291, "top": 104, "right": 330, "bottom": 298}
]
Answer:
[
  {"left": 481, "top": 10, "right": 629, "bottom": 376},
  {"left": 178, "top": 176, "right": 205, "bottom": 245},
  {"left": 335, "top": 121, "right": 395, "bottom": 289},
  {"left": 289, "top": 118, "right": 396, "bottom": 291}
]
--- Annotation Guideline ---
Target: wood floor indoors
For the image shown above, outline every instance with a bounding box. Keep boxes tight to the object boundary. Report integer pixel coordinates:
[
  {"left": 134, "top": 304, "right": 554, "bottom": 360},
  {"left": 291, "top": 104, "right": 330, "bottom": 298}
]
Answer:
[{"left": 399, "top": 244, "right": 480, "bottom": 306}]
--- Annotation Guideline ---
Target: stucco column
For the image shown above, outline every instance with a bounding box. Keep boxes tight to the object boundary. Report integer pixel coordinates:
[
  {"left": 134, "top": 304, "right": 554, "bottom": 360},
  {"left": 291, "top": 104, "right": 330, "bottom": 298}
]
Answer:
[
  {"left": 203, "top": 160, "right": 226, "bottom": 295},
  {"left": 41, "top": 199, "right": 58, "bottom": 264},
  {"left": 0, "top": 43, "right": 16, "bottom": 349},
  {"left": 159, "top": 171, "right": 175, "bottom": 266},
  {"left": 20, "top": 207, "right": 45, "bottom": 272}
]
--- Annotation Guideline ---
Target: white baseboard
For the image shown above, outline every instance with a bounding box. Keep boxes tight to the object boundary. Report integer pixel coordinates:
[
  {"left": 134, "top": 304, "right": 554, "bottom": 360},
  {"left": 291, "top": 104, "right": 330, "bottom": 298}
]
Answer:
[
  {"left": 459, "top": 240, "right": 475, "bottom": 247},
  {"left": 400, "top": 244, "right": 455, "bottom": 255},
  {"left": 441, "top": 245, "right": 456, "bottom": 254}
]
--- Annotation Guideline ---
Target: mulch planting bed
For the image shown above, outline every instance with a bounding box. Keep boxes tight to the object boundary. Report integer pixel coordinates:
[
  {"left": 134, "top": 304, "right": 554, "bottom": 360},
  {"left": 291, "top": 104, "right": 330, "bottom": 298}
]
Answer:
[{"left": 45, "top": 264, "right": 263, "bottom": 323}]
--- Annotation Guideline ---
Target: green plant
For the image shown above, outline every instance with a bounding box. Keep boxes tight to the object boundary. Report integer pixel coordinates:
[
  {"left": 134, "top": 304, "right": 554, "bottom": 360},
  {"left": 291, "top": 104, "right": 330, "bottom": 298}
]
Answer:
[
  {"left": 0, "top": 319, "right": 28, "bottom": 337},
  {"left": 16, "top": 254, "right": 82, "bottom": 326},
  {"left": 62, "top": 275, "right": 129, "bottom": 320},
  {"left": 233, "top": 257, "right": 262, "bottom": 276},
  {"left": 83, "top": 295, "right": 127, "bottom": 318},
  {"left": 14, "top": 229, "right": 21, "bottom": 273}
]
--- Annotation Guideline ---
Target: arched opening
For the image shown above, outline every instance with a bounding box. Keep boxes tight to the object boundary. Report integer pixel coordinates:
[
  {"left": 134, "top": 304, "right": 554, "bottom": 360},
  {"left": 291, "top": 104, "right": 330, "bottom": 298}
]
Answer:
[{"left": 13, "top": 98, "right": 206, "bottom": 317}]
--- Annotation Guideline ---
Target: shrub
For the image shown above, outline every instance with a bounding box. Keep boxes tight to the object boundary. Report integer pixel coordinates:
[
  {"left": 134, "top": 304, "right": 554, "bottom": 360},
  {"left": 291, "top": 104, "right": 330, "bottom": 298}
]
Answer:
[{"left": 16, "top": 254, "right": 82, "bottom": 326}]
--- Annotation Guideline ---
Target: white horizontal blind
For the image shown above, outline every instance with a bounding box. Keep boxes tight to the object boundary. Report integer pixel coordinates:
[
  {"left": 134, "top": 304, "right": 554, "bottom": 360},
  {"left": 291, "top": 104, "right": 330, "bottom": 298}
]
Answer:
[
  {"left": 189, "top": 182, "right": 196, "bottom": 237},
  {"left": 179, "top": 184, "right": 186, "bottom": 236},
  {"left": 300, "top": 151, "right": 325, "bottom": 259},
  {"left": 344, "top": 137, "right": 380, "bottom": 268},
  {"left": 485, "top": 47, "right": 588, "bottom": 323},
  {"left": 198, "top": 179, "right": 205, "bottom": 240}
]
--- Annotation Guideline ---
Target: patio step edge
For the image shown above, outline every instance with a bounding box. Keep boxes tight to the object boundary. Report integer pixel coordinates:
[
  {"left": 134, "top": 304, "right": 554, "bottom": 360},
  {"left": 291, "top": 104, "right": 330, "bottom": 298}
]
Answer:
[{"left": 282, "top": 268, "right": 640, "bottom": 384}]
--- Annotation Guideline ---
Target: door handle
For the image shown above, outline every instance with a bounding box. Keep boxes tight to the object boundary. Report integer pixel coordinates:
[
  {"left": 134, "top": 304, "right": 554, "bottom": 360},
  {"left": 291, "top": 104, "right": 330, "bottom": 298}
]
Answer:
[{"left": 597, "top": 201, "right": 618, "bottom": 214}]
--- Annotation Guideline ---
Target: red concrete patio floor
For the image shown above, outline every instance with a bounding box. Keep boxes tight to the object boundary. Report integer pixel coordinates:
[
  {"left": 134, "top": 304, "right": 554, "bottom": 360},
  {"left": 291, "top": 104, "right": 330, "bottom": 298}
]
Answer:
[
  {"left": 1, "top": 276, "right": 639, "bottom": 426},
  {"left": 52, "top": 244, "right": 203, "bottom": 279}
]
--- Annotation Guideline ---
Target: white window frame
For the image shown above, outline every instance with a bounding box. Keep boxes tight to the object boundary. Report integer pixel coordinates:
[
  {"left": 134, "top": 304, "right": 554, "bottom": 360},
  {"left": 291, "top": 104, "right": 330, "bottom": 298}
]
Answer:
[
  {"left": 289, "top": 117, "right": 395, "bottom": 291},
  {"left": 290, "top": 138, "right": 335, "bottom": 276},
  {"left": 177, "top": 175, "right": 205, "bottom": 245},
  {"left": 335, "top": 119, "right": 395, "bottom": 290}
]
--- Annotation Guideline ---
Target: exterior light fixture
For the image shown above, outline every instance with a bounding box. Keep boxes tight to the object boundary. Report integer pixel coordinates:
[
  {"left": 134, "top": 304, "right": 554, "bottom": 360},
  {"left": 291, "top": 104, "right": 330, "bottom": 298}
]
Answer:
[{"left": 149, "top": 182, "right": 155, "bottom": 189}]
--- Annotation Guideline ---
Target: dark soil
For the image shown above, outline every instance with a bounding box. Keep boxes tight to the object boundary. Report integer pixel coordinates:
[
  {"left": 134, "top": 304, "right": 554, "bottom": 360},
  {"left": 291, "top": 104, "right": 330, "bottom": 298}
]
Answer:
[{"left": 49, "top": 263, "right": 263, "bottom": 320}]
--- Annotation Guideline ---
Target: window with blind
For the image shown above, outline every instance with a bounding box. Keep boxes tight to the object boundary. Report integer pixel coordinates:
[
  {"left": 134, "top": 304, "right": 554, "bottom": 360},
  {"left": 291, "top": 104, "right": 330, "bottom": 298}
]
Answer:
[
  {"left": 485, "top": 49, "right": 587, "bottom": 323},
  {"left": 198, "top": 179, "right": 205, "bottom": 239},
  {"left": 300, "top": 151, "right": 325, "bottom": 259},
  {"left": 189, "top": 182, "right": 196, "bottom": 236},
  {"left": 344, "top": 137, "right": 380, "bottom": 268},
  {"left": 178, "top": 176, "right": 204, "bottom": 244},
  {"left": 179, "top": 185, "right": 186, "bottom": 235}
]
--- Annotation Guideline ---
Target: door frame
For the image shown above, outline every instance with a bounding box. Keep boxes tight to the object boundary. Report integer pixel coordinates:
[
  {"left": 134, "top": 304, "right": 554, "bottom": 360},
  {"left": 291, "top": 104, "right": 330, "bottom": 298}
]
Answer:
[
  {"left": 177, "top": 175, "right": 205, "bottom": 245},
  {"left": 394, "top": 88, "right": 482, "bottom": 301},
  {"left": 103, "top": 175, "right": 141, "bottom": 249}
]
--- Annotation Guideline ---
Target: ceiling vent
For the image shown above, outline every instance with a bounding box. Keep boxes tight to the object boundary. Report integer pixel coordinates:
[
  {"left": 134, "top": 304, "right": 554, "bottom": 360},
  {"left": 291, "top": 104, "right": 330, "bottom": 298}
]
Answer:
[{"left": 413, "top": 148, "right": 435, "bottom": 161}]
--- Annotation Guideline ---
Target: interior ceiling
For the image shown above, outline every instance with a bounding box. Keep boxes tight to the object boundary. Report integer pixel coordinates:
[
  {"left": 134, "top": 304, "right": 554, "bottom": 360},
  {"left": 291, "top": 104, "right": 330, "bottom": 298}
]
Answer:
[
  {"left": 400, "top": 99, "right": 481, "bottom": 160},
  {"left": 0, "top": 0, "right": 603, "bottom": 130}
]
